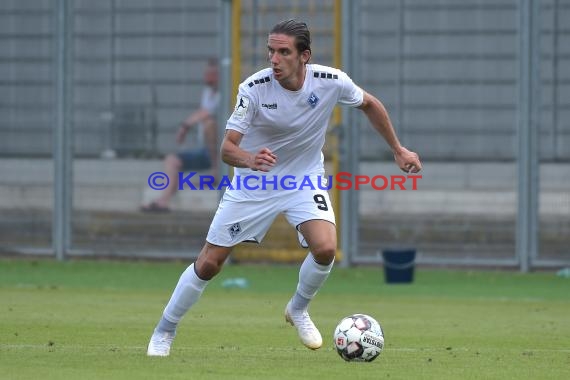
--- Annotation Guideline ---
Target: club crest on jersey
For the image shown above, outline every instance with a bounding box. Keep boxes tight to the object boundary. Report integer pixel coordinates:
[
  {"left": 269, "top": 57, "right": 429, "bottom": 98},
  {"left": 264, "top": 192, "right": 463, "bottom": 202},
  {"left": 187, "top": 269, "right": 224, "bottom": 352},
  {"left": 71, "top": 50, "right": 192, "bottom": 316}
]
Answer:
[{"left": 307, "top": 92, "right": 319, "bottom": 108}]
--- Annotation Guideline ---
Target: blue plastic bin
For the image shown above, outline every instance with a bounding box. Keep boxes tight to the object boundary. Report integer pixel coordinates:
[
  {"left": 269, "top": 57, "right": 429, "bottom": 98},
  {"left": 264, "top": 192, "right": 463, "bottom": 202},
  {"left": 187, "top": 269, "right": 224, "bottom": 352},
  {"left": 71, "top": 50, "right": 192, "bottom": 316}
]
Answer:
[{"left": 382, "top": 249, "right": 416, "bottom": 284}]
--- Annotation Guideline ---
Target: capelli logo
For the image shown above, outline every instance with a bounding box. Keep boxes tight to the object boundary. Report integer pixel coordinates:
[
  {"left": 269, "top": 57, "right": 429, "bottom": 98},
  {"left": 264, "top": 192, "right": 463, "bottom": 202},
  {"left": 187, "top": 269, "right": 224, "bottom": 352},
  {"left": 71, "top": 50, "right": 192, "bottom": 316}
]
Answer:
[{"left": 262, "top": 102, "right": 278, "bottom": 109}]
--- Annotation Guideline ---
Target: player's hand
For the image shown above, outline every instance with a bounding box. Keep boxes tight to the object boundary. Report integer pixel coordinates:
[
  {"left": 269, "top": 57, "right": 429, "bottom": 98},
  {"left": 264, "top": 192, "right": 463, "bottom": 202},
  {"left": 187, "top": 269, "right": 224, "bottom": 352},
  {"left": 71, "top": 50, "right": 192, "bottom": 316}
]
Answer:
[
  {"left": 394, "top": 146, "right": 422, "bottom": 173},
  {"left": 251, "top": 147, "right": 277, "bottom": 172}
]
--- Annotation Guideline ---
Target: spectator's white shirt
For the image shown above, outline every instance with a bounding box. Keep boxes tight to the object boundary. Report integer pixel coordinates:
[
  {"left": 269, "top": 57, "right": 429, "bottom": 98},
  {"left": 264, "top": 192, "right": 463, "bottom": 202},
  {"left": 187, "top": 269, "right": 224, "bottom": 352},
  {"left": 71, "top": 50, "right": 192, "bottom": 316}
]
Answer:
[{"left": 196, "top": 86, "right": 220, "bottom": 146}]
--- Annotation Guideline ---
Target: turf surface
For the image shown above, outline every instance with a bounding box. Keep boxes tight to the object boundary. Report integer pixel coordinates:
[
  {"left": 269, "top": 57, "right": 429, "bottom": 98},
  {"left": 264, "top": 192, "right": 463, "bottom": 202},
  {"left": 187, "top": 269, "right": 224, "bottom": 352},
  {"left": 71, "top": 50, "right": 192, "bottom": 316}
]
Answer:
[{"left": 0, "top": 258, "right": 568, "bottom": 379}]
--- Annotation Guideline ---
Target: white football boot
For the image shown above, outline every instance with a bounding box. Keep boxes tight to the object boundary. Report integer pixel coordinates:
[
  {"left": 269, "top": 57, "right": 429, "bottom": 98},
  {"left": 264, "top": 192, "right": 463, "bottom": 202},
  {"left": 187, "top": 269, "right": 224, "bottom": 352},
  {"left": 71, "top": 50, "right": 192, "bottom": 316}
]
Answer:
[
  {"left": 285, "top": 301, "right": 323, "bottom": 350},
  {"left": 147, "top": 330, "right": 175, "bottom": 357}
]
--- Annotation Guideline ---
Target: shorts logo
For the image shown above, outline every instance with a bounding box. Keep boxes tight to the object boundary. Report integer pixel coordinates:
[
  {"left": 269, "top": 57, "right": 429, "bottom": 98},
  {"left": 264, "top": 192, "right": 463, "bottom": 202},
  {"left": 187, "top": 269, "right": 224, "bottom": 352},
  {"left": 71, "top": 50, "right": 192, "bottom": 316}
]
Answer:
[
  {"left": 307, "top": 92, "right": 319, "bottom": 108},
  {"left": 233, "top": 96, "right": 250, "bottom": 119},
  {"left": 228, "top": 222, "right": 242, "bottom": 239}
]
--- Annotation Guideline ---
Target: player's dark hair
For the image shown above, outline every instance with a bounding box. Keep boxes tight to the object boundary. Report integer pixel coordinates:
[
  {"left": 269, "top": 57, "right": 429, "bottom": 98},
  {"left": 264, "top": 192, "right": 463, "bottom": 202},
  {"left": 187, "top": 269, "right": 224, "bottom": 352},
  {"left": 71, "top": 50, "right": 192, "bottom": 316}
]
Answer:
[{"left": 270, "top": 19, "right": 312, "bottom": 58}]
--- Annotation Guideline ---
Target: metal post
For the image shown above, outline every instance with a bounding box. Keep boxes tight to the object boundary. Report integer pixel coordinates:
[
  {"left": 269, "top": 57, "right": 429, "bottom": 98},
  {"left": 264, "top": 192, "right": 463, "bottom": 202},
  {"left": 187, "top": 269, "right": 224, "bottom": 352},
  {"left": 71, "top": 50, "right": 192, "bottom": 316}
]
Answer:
[
  {"left": 551, "top": 0, "right": 559, "bottom": 160},
  {"left": 340, "top": 0, "right": 360, "bottom": 267},
  {"left": 396, "top": 0, "right": 405, "bottom": 142},
  {"left": 53, "top": 0, "right": 73, "bottom": 260},
  {"left": 218, "top": 0, "right": 233, "bottom": 192},
  {"left": 252, "top": 0, "right": 259, "bottom": 69},
  {"left": 516, "top": 0, "right": 540, "bottom": 272}
]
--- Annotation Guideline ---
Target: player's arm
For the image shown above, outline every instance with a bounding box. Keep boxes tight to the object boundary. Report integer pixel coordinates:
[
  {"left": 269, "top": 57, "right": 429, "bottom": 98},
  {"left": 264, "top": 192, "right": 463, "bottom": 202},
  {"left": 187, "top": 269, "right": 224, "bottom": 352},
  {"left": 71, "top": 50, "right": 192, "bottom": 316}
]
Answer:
[
  {"left": 357, "top": 91, "right": 422, "bottom": 173},
  {"left": 220, "top": 129, "right": 277, "bottom": 172}
]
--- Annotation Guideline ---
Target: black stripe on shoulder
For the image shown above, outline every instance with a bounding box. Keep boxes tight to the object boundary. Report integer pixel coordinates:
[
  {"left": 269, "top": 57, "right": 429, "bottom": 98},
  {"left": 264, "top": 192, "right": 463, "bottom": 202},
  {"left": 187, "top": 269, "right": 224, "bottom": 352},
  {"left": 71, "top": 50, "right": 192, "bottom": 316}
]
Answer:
[
  {"left": 313, "top": 71, "right": 339, "bottom": 80},
  {"left": 248, "top": 76, "right": 271, "bottom": 87}
]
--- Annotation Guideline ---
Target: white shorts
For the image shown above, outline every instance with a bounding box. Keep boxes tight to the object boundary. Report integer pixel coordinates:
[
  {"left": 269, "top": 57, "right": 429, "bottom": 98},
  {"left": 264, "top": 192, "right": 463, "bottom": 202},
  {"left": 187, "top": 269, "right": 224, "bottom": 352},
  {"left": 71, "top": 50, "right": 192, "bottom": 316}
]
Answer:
[{"left": 206, "top": 186, "right": 335, "bottom": 248}]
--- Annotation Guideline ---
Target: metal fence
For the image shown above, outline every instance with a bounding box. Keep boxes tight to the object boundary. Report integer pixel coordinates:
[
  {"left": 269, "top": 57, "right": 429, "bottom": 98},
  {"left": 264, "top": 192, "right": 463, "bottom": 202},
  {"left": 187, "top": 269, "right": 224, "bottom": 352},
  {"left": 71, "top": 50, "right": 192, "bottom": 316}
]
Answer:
[
  {"left": 0, "top": 0, "right": 568, "bottom": 271},
  {"left": 355, "top": 0, "right": 570, "bottom": 162},
  {"left": 342, "top": 0, "right": 569, "bottom": 269}
]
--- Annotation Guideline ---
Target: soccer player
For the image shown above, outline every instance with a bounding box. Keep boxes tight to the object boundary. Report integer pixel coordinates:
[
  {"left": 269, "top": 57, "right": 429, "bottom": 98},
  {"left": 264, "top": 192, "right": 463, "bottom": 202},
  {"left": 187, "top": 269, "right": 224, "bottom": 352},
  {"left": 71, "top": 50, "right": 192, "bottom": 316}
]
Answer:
[{"left": 147, "top": 19, "right": 422, "bottom": 356}]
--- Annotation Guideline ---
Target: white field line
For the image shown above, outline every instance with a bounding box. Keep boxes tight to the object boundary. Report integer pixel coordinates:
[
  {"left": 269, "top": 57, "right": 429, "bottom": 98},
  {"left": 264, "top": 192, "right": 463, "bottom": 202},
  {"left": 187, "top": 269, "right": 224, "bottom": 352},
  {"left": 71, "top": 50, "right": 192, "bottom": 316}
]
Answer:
[{"left": 1, "top": 344, "right": 569, "bottom": 353}]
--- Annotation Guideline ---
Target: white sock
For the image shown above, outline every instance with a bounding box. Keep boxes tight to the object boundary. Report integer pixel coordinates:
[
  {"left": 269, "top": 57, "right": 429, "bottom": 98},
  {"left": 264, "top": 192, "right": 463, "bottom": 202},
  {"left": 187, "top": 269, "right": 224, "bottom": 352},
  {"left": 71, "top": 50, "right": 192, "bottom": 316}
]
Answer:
[
  {"left": 290, "top": 253, "right": 334, "bottom": 311},
  {"left": 161, "top": 263, "right": 209, "bottom": 326}
]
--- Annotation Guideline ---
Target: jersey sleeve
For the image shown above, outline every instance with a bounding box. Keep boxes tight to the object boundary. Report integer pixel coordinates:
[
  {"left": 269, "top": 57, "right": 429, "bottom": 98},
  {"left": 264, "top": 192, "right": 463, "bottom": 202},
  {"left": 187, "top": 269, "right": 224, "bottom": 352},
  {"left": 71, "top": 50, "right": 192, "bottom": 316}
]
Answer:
[
  {"left": 225, "top": 84, "right": 257, "bottom": 135},
  {"left": 337, "top": 71, "right": 364, "bottom": 108}
]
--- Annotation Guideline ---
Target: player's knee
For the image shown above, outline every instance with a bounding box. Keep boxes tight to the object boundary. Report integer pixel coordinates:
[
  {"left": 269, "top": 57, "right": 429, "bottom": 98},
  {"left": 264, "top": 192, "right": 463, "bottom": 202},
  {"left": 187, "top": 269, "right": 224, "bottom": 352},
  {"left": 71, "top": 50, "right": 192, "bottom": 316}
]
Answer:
[
  {"left": 195, "top": 256, "right": 224, "bottom": 280},
  {"left": 311, "top": 243, "right": 336, "bottom": 265},
  {"left": 195, "top": 245, "right": 230, "bottom": 280}
]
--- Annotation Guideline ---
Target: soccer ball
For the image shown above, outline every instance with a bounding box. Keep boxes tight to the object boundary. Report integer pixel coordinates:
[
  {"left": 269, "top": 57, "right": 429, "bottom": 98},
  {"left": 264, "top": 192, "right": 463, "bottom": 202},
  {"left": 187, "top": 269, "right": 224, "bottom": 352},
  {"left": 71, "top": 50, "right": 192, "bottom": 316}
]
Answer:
[{"left": 333, "top": 314, "right": 384, "bottom": 362}]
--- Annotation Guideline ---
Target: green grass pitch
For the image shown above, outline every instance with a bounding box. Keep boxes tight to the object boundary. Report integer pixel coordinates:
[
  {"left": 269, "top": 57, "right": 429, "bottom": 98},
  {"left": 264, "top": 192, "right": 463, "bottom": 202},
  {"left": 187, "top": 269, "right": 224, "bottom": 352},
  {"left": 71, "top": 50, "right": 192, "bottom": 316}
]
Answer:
[{"left": 0, "top": 258, "right": 568, "bottom": 380}]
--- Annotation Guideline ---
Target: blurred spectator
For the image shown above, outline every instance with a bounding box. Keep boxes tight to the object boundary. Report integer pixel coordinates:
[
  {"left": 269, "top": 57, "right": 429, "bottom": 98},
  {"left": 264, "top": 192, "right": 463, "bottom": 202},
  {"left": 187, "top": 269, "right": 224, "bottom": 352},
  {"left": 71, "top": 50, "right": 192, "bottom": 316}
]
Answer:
[{"left": 141, "top": 59, "right": 220, "bottom": 213}]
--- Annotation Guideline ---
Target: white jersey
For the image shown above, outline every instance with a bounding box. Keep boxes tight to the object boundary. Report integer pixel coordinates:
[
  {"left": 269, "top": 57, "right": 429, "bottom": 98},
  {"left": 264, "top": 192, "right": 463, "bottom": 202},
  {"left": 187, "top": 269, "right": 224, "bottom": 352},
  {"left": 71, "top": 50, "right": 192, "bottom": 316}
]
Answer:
[
  {"left": 226, "top": 64, "right": 363, "bottom": 183},
  {"left": 208, "top": 64, "right": 361, "bottom": 245}
]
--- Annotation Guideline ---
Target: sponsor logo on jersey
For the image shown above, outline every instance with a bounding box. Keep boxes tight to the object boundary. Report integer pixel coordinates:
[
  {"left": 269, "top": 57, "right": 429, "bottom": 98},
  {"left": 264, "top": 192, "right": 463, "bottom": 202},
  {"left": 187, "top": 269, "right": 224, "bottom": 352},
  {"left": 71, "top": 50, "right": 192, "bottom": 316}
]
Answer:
[{"left": 261, "top": 102, "right": 278, "bottom": 110}]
